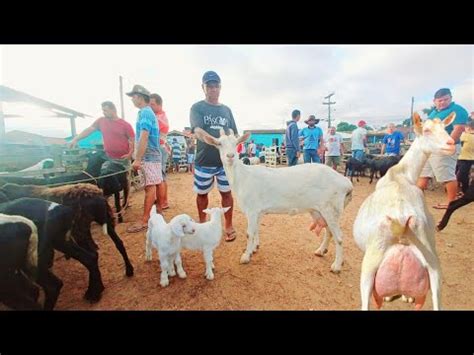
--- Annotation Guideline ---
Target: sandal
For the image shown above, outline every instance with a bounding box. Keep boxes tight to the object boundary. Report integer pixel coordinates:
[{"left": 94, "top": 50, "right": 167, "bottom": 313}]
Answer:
[
  {"left": 432, "top": 203, "right": 449, "bottom": 210},
  {"left": 225, "top": 229, "right": 237, "bottom": 242},
  {"left": 126, "top": 224, "right": 148, "bottom": 233}
]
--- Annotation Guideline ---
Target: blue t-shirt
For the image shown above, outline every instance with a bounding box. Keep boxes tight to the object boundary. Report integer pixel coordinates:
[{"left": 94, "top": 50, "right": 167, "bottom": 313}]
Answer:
[
  {"left": 383, "top": 131, "right": 404, "bottom": 155},
  {"left": 135, "top": 106, "right": 160, "bottom": 162},
  {"left": 299, "top": 126, "right": 323, "bottom": 150},
  {"left": 428, "top": 102, "right": 469, "bottom": 142}
]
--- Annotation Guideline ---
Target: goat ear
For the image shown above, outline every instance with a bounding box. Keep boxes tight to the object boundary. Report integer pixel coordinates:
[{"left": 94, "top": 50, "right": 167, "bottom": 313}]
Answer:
[
  {"left": 202, "top": 208, "right": 211, "bottom": 215},
  {"left": 171, "top": 222, "right": 185, "bottom": 238},
  {"left": 236, "top": 132, "right": 251, "bottom": 145},
  {"left": 442, "top": 112, "right": 456, "bottom": 127},
  {"left": 228, "top": 128, "right": 235, "bottom": 136},
  {"left": 222, "top": 206, "right": 231, "bottom": 214},
  {"left": 219, "top": 127, "right": 226, "bottom": 137},
  {"left": 412, "top": 112, "right": 423, "bottom": 136}
]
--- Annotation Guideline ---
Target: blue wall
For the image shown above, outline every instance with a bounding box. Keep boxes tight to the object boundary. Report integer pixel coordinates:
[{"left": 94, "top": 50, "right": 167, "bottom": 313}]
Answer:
[
  {"left": 65, "top": 131, "right": 104, "bottom": 149},
  {"left": 249, "top": 133, "right": 284, "bottom": 147}
]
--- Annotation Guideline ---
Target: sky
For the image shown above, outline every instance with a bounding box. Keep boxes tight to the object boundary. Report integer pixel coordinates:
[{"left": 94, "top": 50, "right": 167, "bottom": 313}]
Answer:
[{"left": 1, "top": 45, "right": 472, "bottom": 138}]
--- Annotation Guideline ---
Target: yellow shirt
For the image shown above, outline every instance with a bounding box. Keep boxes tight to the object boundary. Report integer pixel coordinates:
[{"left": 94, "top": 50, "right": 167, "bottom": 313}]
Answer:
[{"left": 458, "top": 132, "right": 474, "bottom": 160}]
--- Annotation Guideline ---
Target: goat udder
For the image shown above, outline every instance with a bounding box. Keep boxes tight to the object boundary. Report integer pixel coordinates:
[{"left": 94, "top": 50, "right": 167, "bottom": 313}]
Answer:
[
  {"left": 373, "top": 246, "right": 430, "bottom": 309},
  {"left": 309, "top": 218, "right": 327, "bottom": 236}
]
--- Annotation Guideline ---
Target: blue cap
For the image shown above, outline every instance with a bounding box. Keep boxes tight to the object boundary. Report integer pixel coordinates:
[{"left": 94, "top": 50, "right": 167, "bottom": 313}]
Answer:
[{"left": 202, "top": 71, "right": 221, "bottom": 84}]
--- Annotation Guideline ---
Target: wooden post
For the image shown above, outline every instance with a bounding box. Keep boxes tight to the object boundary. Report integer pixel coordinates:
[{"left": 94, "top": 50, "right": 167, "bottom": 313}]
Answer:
[{"left": 119, "top": 75, "right": 125, "bottom": 119}]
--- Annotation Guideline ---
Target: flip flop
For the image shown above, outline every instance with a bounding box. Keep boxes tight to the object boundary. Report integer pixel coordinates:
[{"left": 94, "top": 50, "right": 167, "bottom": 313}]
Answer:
[
  {"left": 126, "top": 224, "right": 148, "bottom": 233},
  {"left": 432, "top": 203, "right": 448, "bottom": 210},
  {"left": 225, "top": 229, "right": 237, "bottom": 242},
  {"left": 162, "top": 205, "right": 170, "bottom": 210}
]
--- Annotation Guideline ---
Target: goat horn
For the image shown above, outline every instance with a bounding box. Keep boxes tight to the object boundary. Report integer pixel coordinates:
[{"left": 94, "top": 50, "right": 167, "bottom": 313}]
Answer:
[
  {"left": 219, "top": 127, "right": 226, "bottom": 137},
  {"left": 228, "top": 128, "right": 235, "bottom": 136}
]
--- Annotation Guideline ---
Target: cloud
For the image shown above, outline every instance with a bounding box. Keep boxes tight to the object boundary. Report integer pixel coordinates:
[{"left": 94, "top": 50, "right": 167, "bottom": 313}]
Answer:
[{"left": 1, "top": 45, "right": 472, "bottom": 138}]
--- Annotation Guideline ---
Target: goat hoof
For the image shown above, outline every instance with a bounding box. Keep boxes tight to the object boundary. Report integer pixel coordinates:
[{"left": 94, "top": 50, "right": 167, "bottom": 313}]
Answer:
[
  {"left": 84, "top": 289, "right": 103, "bottom": 303},
  {"left": 315, "top": 248, "right": 328, "bottom": 257},
  {"left": 160, "top": 279, "right": 169, "bottom": 287},
  {"left": 178, "top": 272, "right": 187, "bottom": 279},
  {"left": 240, "top": 254, "right": 251, "bottom": 264},
  {"left": 205, "top": 273, "right": 214, "bottom": 280},
  {"left": 126, "top": 265, "right": 134, "bottom": 277},
  {"left": 330, "top": 263, "right": 342, "bottom": 274}
]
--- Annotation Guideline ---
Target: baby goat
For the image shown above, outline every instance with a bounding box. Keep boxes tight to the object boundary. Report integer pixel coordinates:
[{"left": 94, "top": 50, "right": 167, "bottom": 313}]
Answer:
[
  {"left": 145, "top": 206, "right": 196, "bottom": 287},
  {"left": 180, "top": 207, "right": 230, "bottom": 281}
]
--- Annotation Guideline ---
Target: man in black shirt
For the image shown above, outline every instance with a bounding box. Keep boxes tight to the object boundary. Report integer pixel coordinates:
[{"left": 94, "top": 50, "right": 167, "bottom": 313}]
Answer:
[{"left": 190, "top": 71, "right": 238, "bottom": 242}]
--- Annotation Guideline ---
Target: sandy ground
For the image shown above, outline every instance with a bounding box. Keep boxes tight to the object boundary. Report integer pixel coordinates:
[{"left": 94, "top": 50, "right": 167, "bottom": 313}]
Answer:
[{"left": 46, "top": 169, "right": 473, "bottom": 310}]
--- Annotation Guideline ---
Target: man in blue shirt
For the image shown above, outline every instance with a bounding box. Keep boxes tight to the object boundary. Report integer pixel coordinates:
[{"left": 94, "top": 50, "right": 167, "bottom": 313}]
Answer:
[
  {"left": 381, "top": 123, "right": 405, "bottom": 156},
  {"left": 417, "top": 88, "right": 469, "bottom": 209},
  {"left": 126, "top": 84, "right": 162, "bottom": 233},
  {"left": 285, "top": 109, "right": 301, "bottom": 166},
  {"left": 299, "top": 115, "right": 324, "bottom": 163}
]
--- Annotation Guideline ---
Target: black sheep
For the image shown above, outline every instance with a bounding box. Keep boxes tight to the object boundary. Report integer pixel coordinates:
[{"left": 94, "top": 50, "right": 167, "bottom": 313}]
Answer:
[
  {"left": 0, "top": 183, "right": 134, "bottom": 277},
  {"left": 0, "top": 213, "right": 41, "bottom": 310},
  {"left": 366, "top": 155, "right": 401, "bottom": 184},
  {"left": 0, "top": 198, "right": 106, "bottom": 309}
]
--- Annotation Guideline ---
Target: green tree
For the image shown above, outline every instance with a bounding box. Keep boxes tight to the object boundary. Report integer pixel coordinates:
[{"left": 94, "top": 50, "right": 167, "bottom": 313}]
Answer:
[
  {"left": 422, "top": 106, "right": 436, "bottom": 116},
  {"left": 402, "top": 117, "right": 412, "bottom": 126},
  {"left": 336, "top": 122, "right": 357, "bottom": 132}
]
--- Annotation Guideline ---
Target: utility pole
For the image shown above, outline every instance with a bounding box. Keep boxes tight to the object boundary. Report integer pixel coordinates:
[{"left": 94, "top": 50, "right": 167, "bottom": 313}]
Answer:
[
  {"left": 323, "top": 92, "right": 336, "bottom": 129},
  {"left": 119, "top": 75, "right": 125, "bottom": 119},
  {"left": 410, "top": 96, "right": 414, "bottom": 118}
]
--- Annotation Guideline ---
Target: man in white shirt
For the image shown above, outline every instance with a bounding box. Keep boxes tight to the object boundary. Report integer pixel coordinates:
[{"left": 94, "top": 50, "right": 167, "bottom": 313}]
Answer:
[
  {"left": 325, "top": 126, "right": 344, "bottom": 170},
  {"left": 351, "top": 120, "right": 368, "bottom": 161}
]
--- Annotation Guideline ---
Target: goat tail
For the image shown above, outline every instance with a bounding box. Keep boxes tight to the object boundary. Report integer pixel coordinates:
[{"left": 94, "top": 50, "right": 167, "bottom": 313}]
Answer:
[{"left": 385, "top": 215, "right": 417, "bottom": 245}]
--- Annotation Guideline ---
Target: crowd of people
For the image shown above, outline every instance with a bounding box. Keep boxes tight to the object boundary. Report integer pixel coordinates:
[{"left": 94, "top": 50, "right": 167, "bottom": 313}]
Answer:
[
  {"left": 70, "top": 73, "right": 472, "bottom": 242},
  {"left": 284, "top": 87, "right": 473, "bottom": 209}
]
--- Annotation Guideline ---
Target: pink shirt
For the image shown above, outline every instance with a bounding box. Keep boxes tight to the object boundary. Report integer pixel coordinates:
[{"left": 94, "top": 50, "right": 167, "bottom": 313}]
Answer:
[{"left": 92, "top": 117, "right": 135, "bottom": 159}]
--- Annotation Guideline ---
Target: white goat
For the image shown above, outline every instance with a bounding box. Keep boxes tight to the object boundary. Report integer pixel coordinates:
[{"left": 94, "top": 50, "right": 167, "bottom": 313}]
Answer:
[
  {"left": 180, "top": 207, "right": 230, "bottom": 280},
  {"left": 195, "top": 127, "right": 353, "bottom": 273},
  {"left": 145, "top": 206, "right": 196, "bottom": 287},
  {"left": 353, "top": 112, "right": 456, "bottom": 310}
]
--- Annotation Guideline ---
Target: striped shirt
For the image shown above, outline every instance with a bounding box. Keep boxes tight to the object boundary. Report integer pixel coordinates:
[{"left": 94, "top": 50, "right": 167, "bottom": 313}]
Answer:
[{"left": 172, "top": 142, "right": 182, "bottom": 159}]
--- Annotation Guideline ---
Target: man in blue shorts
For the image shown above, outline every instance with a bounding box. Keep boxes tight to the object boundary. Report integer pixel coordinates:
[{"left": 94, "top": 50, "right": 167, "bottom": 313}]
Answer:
[{"left": 190, "top": 70, "right": 239, "bottom": 242}]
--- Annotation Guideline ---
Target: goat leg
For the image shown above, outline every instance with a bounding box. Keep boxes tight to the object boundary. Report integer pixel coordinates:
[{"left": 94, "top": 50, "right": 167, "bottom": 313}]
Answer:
[{"left": 437, "top": 197, "right": 472, "bottom": 231}]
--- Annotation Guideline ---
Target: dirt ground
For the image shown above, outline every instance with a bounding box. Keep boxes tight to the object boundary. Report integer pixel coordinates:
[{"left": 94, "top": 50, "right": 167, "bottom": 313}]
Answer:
[{"left": 51, "top": 170, "right": 473, "bottom": 310}]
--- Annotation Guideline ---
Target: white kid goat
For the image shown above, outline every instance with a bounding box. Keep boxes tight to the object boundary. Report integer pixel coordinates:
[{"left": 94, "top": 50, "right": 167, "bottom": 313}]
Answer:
[
  {"left": 180, "top": 207, "right": 230, "bottom": 280},
  {"left": 145, "top": 206, "right": 196, "bottom": 287}
]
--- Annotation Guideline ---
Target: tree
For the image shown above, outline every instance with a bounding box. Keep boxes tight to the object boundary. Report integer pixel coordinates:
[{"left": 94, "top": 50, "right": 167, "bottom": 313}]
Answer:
[
  {"left": 402, "top": 117, "right": 412, "bottom": 127},
  {"left": 336, "top": 122, "right": 357, "bottom": 132},
  {"left": 422, "top": 106, "right": 436, "bottom": 116}
]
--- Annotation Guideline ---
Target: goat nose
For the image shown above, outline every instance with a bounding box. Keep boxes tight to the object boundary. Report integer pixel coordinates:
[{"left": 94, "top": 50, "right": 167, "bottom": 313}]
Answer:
[
  {"left": 446, "top": 137, "right": 455, "bottom": 146},
  {"left": 226, "top": 153, "right": 235, "bottom": 158}
]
